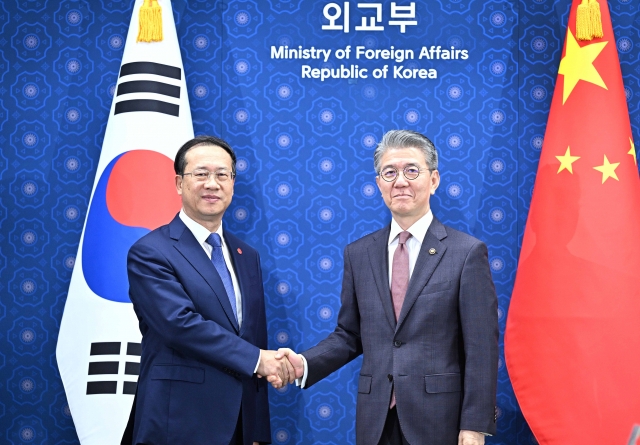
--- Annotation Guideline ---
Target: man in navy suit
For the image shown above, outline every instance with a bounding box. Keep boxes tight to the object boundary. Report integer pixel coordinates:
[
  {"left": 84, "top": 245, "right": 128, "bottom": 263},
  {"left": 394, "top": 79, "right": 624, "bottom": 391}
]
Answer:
[
  {"left": 277, "top": 130, "right": 499, "bottom": 445},
  {"left": 126, "top": 136, "right": 294, "bottom": 445}
]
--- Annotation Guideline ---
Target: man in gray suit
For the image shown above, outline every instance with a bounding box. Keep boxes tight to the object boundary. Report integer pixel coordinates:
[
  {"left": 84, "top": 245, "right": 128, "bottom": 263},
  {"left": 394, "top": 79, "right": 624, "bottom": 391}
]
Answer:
[{"left": 276, "top": 130, "right": 498, "bottom": 445}]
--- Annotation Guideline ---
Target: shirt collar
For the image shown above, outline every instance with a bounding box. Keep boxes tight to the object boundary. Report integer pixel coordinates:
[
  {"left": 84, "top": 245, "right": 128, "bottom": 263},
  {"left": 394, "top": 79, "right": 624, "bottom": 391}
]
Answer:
[
  {"left": 179, "top": 209, "right": 225, "bottom": 247},
  {"left": 388, "top": 210, "right": 433, "bottom": 245}
]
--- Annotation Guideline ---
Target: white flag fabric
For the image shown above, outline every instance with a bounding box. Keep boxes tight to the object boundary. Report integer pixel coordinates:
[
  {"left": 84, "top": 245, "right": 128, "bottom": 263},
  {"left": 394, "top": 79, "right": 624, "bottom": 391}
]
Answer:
[{"left": 56, "top": 1, "right": 193, "bottom": 443}]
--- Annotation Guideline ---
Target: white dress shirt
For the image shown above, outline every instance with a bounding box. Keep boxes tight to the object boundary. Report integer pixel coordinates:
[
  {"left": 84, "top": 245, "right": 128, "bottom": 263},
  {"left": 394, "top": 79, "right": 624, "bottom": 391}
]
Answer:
[{"left": 387, "top": 210, "right": 433, "bottom": 286}]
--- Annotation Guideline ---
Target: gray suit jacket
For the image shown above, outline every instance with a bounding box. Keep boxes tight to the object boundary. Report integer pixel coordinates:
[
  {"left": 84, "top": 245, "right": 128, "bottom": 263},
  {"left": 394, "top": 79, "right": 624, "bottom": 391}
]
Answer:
[{"left": 302, "top": 218, "right": 498, "bottom": 445}]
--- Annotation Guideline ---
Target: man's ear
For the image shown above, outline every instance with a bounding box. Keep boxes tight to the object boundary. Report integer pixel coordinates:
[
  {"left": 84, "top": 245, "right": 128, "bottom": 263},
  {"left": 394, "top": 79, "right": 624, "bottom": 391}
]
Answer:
[
  {"left": 175, "top": 175, "right": 183, "bottom": 195},
  {"left": 430, "top": 170, "right": 440, "bottom": 195}
]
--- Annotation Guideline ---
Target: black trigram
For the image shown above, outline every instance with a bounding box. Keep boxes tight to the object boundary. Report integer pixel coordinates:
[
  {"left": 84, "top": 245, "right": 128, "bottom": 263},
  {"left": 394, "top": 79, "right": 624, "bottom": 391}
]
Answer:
[
  {"left": 86, "top": 341, "right": 141, "bottom": 395},
  {"left": 114, "top": 61, "right": 181, "bottom": 117}
]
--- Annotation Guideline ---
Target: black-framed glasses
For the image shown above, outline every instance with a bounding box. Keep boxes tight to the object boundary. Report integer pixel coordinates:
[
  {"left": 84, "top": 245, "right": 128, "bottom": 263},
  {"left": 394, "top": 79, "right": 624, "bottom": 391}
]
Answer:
[
  {"left": 378, "top": 166, "right": 432, "bottom": 182},
  {"left": 182, "top": 169, "right": 236, "bottom": 183}
]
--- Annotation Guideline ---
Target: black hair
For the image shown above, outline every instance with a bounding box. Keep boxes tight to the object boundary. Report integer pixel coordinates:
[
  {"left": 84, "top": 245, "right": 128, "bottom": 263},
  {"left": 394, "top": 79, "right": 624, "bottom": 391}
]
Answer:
[{"left": 174, "top": 135, "right": 237, "bottom": 175}]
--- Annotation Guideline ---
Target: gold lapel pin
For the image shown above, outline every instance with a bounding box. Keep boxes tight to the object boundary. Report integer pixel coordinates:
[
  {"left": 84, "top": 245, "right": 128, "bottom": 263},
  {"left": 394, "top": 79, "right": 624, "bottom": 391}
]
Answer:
[{"left": 429, "top": 248, "right": 436, "bottom": 255}]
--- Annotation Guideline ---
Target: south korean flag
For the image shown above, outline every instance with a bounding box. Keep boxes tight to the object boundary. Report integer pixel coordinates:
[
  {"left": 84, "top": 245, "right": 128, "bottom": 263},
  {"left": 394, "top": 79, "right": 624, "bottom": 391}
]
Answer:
[{"left": 56, "top": 1, "right": 194, "bottom": 443}]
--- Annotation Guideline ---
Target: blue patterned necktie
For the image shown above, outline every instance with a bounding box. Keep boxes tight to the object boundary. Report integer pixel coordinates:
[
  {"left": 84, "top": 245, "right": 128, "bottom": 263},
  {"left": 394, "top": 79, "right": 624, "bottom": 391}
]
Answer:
[{"left": 206, "top": 233, "right": 237, "bottom": 322}]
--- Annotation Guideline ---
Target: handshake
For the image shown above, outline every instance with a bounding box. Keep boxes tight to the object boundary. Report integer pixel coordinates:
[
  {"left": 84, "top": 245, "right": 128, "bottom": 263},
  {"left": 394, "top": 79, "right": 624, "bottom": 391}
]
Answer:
[{"left": 256, "top": 348, "right": 304, "bottom": 388}]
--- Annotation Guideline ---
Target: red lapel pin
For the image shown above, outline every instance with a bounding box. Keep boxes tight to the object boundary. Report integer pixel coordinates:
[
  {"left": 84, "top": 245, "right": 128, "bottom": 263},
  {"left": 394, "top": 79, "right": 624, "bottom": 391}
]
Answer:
[{"left": 237, "top": 248, "right": 242, "bottom": 254}]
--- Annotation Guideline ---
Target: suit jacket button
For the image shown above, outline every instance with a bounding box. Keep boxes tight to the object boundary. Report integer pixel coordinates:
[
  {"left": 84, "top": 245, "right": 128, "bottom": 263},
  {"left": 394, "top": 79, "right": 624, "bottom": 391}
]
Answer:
[
  {"left": 393, "top": 340, "right": 402, "bottom": 347},
  {"left": 388, "top": 374, "right": 393, "bottom": 381}
]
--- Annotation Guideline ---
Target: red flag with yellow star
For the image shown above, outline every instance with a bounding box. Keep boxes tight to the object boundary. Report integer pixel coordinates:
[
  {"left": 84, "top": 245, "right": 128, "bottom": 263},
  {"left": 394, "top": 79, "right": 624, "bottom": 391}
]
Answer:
[{"left": 505, "top": 1, "right": 640, "bottom": 444}]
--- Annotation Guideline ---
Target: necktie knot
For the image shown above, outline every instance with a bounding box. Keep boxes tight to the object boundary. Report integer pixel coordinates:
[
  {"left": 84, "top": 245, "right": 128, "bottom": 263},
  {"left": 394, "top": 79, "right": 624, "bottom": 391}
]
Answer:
[
  {"left": 207, "top": 233, "right": 222, "bottom": 248},
  {"left": 398, "top": 231, "right": 411, "bottom": 245}
]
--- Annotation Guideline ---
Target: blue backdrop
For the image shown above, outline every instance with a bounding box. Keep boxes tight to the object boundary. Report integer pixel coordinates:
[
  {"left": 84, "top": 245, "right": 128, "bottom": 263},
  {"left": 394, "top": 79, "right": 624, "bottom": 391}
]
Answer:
[{"left": 1, "top": 0, "right": 640, "bottom": 443}]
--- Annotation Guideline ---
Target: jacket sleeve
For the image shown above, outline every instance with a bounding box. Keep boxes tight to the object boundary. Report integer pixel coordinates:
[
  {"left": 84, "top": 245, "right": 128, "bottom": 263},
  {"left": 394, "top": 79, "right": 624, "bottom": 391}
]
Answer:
[
  {"left": 458, "top": 240, "right": 499, "bottom": 434},
  {"left": 127, "top": 240, "right": 261, "bottom": 377},
  {"left": 301, "top": 245, "right": 364, "bottom": 387},
  {"left": 251, "top": 252, "right": 272, "bottom": 443}
]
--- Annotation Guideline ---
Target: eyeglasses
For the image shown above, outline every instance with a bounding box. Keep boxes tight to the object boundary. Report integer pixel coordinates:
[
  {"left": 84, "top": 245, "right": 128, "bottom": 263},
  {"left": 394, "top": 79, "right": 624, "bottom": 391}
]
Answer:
[
  {"left": 182, "top": 169, "right": 236, "bottom": 183},
  {"left": 378, "top": 166, "right": 432, "bottom": 182}
]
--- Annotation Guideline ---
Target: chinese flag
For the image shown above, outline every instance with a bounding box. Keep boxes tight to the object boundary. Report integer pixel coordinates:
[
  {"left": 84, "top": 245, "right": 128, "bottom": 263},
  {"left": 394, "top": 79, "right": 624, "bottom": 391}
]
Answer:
[{"left": 505, "top": 1, "right": 640, "bottom": 444}]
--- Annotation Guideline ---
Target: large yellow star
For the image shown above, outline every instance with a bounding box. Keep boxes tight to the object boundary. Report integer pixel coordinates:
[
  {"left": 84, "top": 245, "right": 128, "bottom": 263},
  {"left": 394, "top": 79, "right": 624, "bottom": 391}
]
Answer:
[
  {"left": 593, "top": 155, "right": 620, "bottom": 183},
  {"left": 556, "top": 146, "right": 580, "bottom": 174},
  {"left": 558, "top": 30, "right": 608, "bottom": 104},
  {"left": 629, "top": 137, "right": 637, "bottom": 166}
]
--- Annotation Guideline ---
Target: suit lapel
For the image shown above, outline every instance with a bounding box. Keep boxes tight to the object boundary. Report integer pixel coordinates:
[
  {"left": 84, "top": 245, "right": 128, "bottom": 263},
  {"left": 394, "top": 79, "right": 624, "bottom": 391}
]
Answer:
[
  {"left": 169, "top": 216, "right": 240, "bottom": 333},
  {"left": 396, "top": 218, "right": 448, "bottom": 330},
  {"left": 368, "top": 225, "right": 396, "bottom": 330}
]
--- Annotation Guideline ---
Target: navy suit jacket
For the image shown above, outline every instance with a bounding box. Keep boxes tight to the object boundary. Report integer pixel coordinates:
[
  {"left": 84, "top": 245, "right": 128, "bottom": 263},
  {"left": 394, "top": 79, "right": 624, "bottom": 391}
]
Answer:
[
  {"left": 126, "top": 214, "right": 270, "bottom": 445},
  {"left": 302, "top": 218, "right": 498, "bottom": 445}
]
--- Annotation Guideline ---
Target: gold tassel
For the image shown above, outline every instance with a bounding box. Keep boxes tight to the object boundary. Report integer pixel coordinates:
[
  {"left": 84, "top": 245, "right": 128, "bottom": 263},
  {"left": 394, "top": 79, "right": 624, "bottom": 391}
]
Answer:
[
  {"left": 576, "top": 0, "right": 593, "bottom": 41},
  {"left": 589, "top": 0, "right": 603, "bottom": 39},
  {"left": 137, "top": 0, "right": 163, "bottom": 43}
]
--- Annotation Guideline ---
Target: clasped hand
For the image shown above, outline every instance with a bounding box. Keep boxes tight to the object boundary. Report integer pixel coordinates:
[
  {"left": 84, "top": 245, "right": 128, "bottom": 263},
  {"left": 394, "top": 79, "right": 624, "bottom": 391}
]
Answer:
[{"left": 256, "top": 348, "right": 304, "bottom": 388}]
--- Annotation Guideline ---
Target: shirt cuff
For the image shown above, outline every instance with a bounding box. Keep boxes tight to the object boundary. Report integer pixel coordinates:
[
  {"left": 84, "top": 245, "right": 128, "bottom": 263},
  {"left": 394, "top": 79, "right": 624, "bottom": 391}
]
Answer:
[
  {"left": 253, "top": 349, "right": 261, "bottom": 374},
  {"left": 295, "top": 354, "right": 309, "bottom": 388}
]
